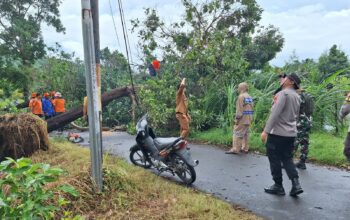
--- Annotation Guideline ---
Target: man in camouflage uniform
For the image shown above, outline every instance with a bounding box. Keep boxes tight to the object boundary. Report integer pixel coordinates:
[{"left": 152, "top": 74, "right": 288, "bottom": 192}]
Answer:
[
  {"left": 294, "top": 90, "right": 312, "bottom": 170},
  {"left": 339, "top": 92, "right": 350, "bottom": 162}
]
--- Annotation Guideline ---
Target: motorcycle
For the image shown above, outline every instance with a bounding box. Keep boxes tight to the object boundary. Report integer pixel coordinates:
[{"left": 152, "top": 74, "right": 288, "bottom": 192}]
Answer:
[{"left": 129, "top": 114, "right": 199, "bottom": 185}]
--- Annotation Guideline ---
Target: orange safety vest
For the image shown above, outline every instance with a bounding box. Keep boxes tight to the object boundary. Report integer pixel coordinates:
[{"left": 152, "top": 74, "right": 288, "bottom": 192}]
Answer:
[
  {"left": 28, "top": 98, "right": 34, "bottom": 109},
  {"left": 53, "top": 98, "right": 66, "bottom": 113},
  {"left": 32, "top": 99, "right": 43, "bottom": 115}
]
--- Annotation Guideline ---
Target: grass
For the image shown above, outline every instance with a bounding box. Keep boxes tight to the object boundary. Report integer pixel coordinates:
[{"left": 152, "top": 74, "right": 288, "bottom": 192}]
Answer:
[
  {"left": 30, "top": 139, "right": 261, "bottom": 220},
  {"left": 191, "top": 128, "right": 349, "bottom": 168}
]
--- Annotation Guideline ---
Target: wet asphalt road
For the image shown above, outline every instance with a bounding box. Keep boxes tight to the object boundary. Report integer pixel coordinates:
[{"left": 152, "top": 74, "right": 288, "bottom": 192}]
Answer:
[{"left": 76, "top": 131, "right": 350, "bottom": 220}]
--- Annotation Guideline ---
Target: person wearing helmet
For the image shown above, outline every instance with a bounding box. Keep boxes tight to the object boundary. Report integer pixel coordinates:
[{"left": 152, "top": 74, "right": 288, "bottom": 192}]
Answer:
[
  {"left": 31, "top": 93, "right": 43, "bottom": 118},
  {"left": 226, "top": 82, "right": 254, "bottom": 154},
  {"left": 52, "top": 92, "right": 66, "bottom": 131},
  {"left": 52, "top": 92, "right": 65, "bottom": 113},
  {"left": 28, "top": 92, "right": 36, "bottom": 113},
  {"left": 42, "top": 92, "right": 55, "bottom": 119},
  {"left": 50, "top": 91, "right": 56, "bottom": 106}
]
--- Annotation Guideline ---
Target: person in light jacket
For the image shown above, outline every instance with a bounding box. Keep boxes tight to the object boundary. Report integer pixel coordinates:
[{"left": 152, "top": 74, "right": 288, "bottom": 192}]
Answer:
[{"left": 226, "top": 82, "right": 254, "bottom": 154}]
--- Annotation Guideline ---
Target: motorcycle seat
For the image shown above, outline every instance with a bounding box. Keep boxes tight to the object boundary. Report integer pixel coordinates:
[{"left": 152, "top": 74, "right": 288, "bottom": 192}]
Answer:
[{"left": 154, "top": 137, "right": 181, "bottom": 150}]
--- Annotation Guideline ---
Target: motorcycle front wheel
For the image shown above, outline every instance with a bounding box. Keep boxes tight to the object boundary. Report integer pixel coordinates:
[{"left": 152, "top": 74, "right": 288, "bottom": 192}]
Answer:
[
  {"left": 129, "top": 145, "right": 152, "bottom": 169},
  {"left": 172, "top": 154, "right": 196, "bottom": 185}
]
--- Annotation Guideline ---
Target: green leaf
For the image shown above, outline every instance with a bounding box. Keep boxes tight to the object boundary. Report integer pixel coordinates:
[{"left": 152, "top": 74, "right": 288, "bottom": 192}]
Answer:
[
  {"left": 322, "top": 67, "right": 350, "bottom": 85},
  {"left": 59, "top": 184, "right": 79, "bottom": 197},
  {"left": 45, "top": 167, "right": 63, "bottom": 175},
  {"left": 0, "top": 198, "right": 8, "bottom": 207},
  {"left": 16, "top": 158, "right": 32, "bottom": 168}
]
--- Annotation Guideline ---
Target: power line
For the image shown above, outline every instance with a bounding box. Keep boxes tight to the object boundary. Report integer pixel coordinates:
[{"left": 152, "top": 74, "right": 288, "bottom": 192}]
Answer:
[
  {"left": 116, "top": 0, "right": 138, "bottom": 104},
  {"left": 118, "top": 0, "right": 133, "bottom": 65},
  {"left": 108, "top": 0, "right": 121, "bottom": 48}
]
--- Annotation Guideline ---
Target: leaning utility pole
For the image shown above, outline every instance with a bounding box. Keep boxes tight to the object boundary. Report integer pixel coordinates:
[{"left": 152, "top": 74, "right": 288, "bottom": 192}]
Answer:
[{"left": 81, "top": 0, "right": 103, "bottom": 192}]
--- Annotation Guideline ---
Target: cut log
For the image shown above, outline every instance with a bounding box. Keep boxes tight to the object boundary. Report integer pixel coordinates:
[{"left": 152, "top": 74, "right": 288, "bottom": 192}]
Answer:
[{"left": 46, "top": 86, "right": 132, "bottom": 132}]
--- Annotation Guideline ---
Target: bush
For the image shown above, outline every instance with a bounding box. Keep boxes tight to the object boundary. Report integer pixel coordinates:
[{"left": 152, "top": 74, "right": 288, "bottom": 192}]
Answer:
[{"left": 0, "top": 158, "right": 78, "bottom": 219}]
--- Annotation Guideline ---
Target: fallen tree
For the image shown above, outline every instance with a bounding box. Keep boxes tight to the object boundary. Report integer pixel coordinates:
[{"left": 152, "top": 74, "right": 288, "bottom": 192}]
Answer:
[
  {"left": 70, "top": 122, "right": 126, "bottom": 132},
  {"left": 46, "top": 86, "right": 133, "bottom": 132}
]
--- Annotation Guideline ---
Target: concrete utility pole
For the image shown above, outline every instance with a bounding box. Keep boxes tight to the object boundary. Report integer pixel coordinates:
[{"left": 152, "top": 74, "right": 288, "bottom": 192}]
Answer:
[
  {"left": 90, "top": 0, "right": 101, "bottom": 99},
  {"left": 90, "top": 0, "right": 103, "bottom": 161},
  {"left": 81, "top": 0, "right": 103, "bottom": 192}
]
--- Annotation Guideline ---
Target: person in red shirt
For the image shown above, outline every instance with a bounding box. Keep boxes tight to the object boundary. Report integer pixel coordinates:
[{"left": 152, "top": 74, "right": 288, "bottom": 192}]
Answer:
[{"left": 152, "top": 59, "right": 160, "bottom": 72}]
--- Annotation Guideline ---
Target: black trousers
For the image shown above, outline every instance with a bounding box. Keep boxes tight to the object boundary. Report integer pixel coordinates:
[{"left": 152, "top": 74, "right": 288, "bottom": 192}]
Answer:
[{"left": 266, "top": 134, "right": 299, "bottom": 185}]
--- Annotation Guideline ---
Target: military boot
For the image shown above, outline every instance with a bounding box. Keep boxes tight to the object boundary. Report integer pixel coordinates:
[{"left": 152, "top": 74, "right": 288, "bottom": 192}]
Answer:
[
  {"left": 264, "top": 183, "right": 285, "bottom": 196},
  {"left": 290, "top": 178, "right": 303, "bottom": 196},
  {"left": 295, "top": 160, "right": 306, "bottom": 169}
]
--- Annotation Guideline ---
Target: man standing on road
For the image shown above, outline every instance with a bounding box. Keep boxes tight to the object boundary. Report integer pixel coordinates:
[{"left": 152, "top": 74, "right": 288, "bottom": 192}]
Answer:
[
  {"left": 226, "top": 82, "right": 254, "bottom": 154},
  {"left": 339, "top": 92, "right": 350, "bottom": 162},
  {"left": 294, "top": 89, "right": 314, "bottom": 169},
  {"left": 261, "top": 73, "right": 304, "bottom": 197},
  {"left": 176, "top": 78, "right": 191, "bottom": 139}
]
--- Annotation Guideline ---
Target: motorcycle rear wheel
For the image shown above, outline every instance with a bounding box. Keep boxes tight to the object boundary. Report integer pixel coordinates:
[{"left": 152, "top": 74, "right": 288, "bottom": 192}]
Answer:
[
  {"left": 129, "top": 146, "right": 152, "bottom": 169},
  {"left": 173, "top": 154, "right": 196, "bottom": 185}
]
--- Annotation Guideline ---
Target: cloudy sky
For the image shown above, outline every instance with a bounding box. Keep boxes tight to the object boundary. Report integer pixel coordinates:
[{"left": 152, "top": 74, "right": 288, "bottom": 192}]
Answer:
[{"left": 42, "top": 0, "right": 350, "bottom": 66}]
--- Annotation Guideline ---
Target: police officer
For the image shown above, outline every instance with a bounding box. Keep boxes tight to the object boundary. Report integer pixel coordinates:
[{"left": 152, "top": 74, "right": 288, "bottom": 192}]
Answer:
[{"left": 261, "top": 73, "right": 303, "bottom": 197}]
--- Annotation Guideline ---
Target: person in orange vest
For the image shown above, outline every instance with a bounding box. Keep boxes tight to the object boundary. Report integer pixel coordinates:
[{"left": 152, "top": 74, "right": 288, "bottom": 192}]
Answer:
[
  {"left": 31, "top": 93, "right": 44, "bottom": 118},
  {"left": 28, "top": 92, "right": 36, "bottom": 113},
  {"left": 50, "top": 91, "right": 56, "bottom": 106},
  {"left": 52, "top": 92, "right": 65, "bottom": 114},
  {"left": 52, "top": 92, "right": 66, "bottom": 131}
]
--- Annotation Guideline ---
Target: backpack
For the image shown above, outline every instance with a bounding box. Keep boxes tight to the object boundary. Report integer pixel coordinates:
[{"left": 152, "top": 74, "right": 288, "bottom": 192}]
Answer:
[{"left": 300, "top": 92, "right": 314, "bottom": 117}]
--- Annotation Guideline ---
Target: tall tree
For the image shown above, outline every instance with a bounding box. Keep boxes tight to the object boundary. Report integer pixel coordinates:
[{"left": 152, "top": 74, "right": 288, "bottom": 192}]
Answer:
[
  {"left": 132, "top": 0, "right": 283, "bottom": 76},
  {"left": 318, "top": 45, "right": 350, "bottom": 80},
  {"left": 0, "top": 0, "right": 65, "bottom": 65},
  {"left": 244, "top": 25, "right": 284, "bottom": 69}
]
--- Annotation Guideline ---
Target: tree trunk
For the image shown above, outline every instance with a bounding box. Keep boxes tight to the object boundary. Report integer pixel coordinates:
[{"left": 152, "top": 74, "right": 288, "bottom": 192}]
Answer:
[
  {"left": 46, "top": 86, "right": 132, "bottom": 132},
  {"left": 16, "top": 100, "right": 30, "bottom": 109},
  {"left": 128, "top": 92, "right": 137, "bottom": 123}
]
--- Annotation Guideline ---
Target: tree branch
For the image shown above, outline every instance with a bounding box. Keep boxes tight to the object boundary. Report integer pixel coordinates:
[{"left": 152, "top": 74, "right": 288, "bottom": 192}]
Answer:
[{"left": 0, "top": 18, "right": 8, "bottom": 30}]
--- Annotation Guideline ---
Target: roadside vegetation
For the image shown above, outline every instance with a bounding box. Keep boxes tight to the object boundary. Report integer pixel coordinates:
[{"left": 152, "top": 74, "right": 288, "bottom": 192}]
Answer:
[
  {"left": 28, "top": 139, "right": 260, "bottom": 219},
  {"left": 1, "top": 0, "right": 350, "bottom": 218},
  {"left": 191, "top": 129, "right": 349, "bottom": 168}
]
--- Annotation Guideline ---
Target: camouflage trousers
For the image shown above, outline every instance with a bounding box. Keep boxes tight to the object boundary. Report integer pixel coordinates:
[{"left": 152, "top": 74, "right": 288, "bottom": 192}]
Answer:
[
  {"left": 294, "top": 115, "right": 312, "bottom": 161},
  {"left": 344, "top": 132, "right": 350, "bottom": 162}
]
